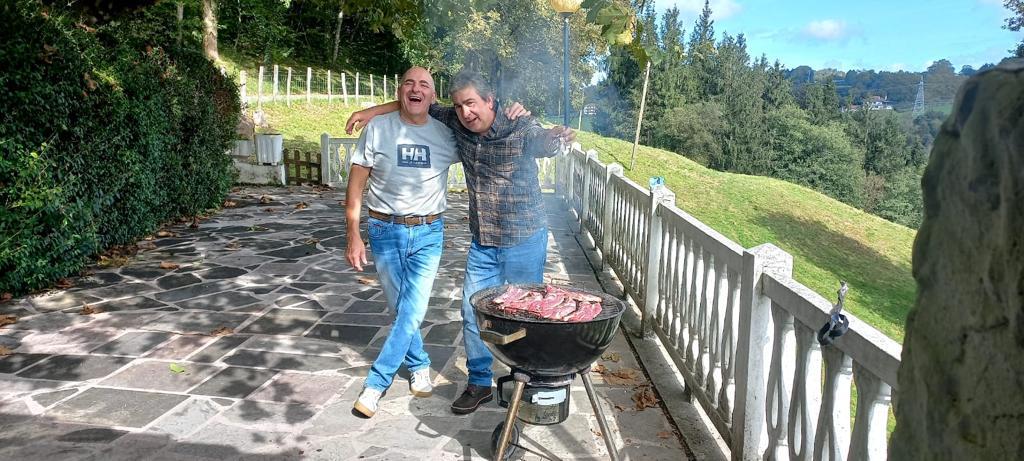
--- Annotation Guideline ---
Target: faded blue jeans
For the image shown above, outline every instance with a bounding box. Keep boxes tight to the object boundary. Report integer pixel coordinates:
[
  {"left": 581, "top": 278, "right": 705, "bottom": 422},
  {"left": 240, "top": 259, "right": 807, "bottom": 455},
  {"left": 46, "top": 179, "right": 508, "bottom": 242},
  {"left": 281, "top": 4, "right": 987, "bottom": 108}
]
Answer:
[
  {"left": 461, "top": 227, "right": 549, "bottom": 387},
  {"left": 364, "top": 216, "right": 444, "bottom": 391}
]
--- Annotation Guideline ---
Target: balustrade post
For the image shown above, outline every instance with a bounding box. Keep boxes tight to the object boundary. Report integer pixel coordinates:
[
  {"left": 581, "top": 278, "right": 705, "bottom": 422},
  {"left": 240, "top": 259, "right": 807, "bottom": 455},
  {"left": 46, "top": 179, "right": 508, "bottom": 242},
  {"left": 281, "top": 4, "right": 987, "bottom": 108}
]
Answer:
[
  {"left": 320, "top": 133, "right": 331, "bottom": 185},
  {"left": 600, "top": 163, "right": 623, "bottom": 270},
  {"left": 732, "top": 243, "right": 793, "bottom": 461},
  {"left": 639, "top": 185, "right": 675, "bottom": 337},
  {"left": 578, "top": 150, "right": 598, "bottom": 236}
]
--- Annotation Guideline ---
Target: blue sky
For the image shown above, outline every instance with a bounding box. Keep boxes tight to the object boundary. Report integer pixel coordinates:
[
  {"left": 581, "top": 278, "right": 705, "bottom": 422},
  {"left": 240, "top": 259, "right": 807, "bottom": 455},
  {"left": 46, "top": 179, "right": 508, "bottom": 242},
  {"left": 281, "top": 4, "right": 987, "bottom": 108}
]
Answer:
[{"left": 651, "top": 0, "right": 1023, "bottom": 72}]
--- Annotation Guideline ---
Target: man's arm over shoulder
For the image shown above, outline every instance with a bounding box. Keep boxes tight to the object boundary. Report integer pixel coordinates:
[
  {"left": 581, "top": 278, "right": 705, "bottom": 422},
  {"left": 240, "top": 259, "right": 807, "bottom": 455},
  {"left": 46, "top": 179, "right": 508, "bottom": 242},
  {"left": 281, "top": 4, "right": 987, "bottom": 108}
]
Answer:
[{"left": 429, "top": 103, "right": 460, "bottom": 130}]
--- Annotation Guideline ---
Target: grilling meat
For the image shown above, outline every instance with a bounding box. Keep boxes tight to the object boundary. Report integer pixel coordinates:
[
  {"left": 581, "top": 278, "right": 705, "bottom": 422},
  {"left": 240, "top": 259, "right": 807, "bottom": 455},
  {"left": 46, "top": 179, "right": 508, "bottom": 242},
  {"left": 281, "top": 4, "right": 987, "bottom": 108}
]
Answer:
[{"left": 489, "top": 285, "right": 604, "bottom": 322}]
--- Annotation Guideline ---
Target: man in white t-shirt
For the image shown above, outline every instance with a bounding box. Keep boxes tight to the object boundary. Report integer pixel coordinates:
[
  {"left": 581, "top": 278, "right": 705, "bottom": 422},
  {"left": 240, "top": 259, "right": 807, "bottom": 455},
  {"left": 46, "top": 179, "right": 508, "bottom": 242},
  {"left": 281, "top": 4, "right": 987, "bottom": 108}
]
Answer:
[{"left": 345, "top": 66, "right": 459, "bottom": 418}]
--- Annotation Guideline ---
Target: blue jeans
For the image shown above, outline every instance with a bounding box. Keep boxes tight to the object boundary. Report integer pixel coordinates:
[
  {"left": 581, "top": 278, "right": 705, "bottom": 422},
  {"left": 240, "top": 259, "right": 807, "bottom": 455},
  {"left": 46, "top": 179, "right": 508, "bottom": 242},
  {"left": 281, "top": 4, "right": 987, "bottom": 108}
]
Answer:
[
  {"left": 461, "top": 227, "right": 549, "bottom": 387},
  {"left": 364, "top": 217, "right": 444, "bottom": 391}
]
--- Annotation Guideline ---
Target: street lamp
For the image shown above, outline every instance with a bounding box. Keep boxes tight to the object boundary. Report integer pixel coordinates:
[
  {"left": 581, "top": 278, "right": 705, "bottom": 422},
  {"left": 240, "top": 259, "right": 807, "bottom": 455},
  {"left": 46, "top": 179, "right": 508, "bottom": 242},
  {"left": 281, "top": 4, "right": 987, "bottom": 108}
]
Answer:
[{"left": 550, "top": 0, "right": 582, "bottom": 127}]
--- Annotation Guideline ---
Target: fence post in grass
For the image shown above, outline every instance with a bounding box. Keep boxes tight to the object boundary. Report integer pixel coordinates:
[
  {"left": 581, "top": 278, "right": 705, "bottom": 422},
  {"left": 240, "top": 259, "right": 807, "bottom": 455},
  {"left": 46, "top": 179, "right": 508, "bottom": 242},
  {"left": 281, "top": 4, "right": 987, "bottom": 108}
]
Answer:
[
  {"left": 306, "top": 67, "right": 312, "bottom": 105},
  {"left": 240, "top": 70, "right": 247, "bottom": 107},
  {"left": 273, "top": 65, "right": 279, "bottom": 102},
  {"left": 640, "top": 184, "right": 674, "bottom": 337},
  {"left": 257, "top": 66, "right": 264, "bottom": 110},
  {"left": 601, "top": 163, "right": 623, "bottom": 270},
  {"left": 342, "top": 73, "right": 349, "bottom": 105},
  {"left": 286, "top": 67, "right": 292, "bottom": 107},
  {"left": 355, "top": 72, "right": 360, "bottom": 105},
  {"left": 370, "top": 74, "right": 375, "bottom": 101},
  {"left": 733, "top": 243, "right": 793, "bottom": 460},
  {"left": 327, "top": 70, "right": 332, "bottom": 105}
]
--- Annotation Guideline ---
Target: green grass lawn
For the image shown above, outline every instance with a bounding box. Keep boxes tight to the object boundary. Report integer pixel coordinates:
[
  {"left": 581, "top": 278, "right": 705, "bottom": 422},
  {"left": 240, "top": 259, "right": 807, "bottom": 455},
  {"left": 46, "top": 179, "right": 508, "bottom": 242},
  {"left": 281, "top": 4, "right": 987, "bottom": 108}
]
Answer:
[{"left": 246, "top": 97, "right": 915, "bottom": 342}]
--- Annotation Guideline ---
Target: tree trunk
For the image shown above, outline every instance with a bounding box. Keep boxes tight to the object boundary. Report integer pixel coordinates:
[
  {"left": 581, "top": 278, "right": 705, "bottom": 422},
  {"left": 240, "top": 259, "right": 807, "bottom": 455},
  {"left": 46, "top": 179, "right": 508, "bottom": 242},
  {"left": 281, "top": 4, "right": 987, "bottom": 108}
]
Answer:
[
  {"left": 332, "top": 5, "right": 345, "bottom": 64},
  {"left": 176, "top": 2, "right": 183, "bottom": 44},
  {"left": 202, "top": 0, "right": 219, "bottom": 61}
]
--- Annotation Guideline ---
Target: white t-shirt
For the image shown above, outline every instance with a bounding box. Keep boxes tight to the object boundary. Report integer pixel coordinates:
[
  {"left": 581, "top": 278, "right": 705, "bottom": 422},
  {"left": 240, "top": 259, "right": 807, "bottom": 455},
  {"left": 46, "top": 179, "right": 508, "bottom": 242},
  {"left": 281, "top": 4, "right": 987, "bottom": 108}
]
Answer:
[{"left": 349, "top": 111, "right": 458, "bottom": 216}]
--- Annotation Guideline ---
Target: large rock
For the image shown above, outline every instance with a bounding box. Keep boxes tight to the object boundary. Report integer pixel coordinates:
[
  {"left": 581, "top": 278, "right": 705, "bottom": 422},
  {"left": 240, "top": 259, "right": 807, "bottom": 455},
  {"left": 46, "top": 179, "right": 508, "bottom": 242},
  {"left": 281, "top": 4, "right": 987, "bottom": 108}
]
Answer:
[{"left": 890, "top": 60, "right": 1024, "bottom": 459}]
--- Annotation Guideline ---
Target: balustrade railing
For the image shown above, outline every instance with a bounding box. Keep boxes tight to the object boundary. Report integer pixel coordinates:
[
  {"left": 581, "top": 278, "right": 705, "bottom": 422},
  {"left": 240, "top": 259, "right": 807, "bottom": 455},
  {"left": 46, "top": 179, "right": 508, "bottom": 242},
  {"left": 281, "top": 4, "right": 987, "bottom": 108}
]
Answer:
[{"left": 553, "top": 145, "right": 902, "bottom": 461}]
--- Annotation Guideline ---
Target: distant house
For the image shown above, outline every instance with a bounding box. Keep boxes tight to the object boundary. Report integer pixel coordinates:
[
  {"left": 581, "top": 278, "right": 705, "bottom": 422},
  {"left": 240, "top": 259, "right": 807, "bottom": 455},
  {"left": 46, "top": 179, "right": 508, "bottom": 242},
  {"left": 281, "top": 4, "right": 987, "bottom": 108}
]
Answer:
[{"left": 844, "top": 95, "right": 894, "bottom": 112}]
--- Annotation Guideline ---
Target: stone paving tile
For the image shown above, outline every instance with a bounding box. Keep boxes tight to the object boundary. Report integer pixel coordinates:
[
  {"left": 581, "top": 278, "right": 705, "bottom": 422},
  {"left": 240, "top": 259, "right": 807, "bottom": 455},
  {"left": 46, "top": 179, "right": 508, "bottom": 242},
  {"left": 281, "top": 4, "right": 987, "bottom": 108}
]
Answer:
[
  {"left": 119, "top": 266, "right": 167, "bottom": 281},
  {"left": 73, "top": 312, "right": 170, "bottom": 331},
  {"left": 148, "top": 397, "right": 223, "bottom": 438},
  {"left": 29, "top": 388, "right": 79, "bottom": 408},
  {"left": 91, "top": 296, "right": 168, "bottom": 312},
  {"left": 156, "top": 273, "right": 203, "bottom": 291},
  {"left": 320, "top": 312, "right": 394, "bottom": 326},
  {"left": 17, "top": 355, "right": 133, "bottom": 381},
  {"left": 188, "top": 366, "right": 278, "bottom": 399},
  {"left": 0, "top": 375, "right": 71, "bottom": 396},
  {"left": 100, "top": 360, "right": 221, "bottom": 392},
  {"left": 56, "top": 427, "right": 129, "bottom": 443},
  {"left": 241, "top": 309, "right": 325, "bottom": 335},
  {"left": 83, "top": 282, "right": 158, "bottom": 301},
  {"left": 220, "top": 400, "right": 317, "bottom": 430},
  {"left": 4, "top": 313, "right": 92, "bottom": 331},
  {"left": 154, "top": 281, "right": 237, "bottom": 303},
  {"left": 27, "top": 292, "right": 102, "bottom": 312},
  {"left": 222, "top": 349, "right": 349, "bottom": 372},
  {"left": 247, "top": 373, "right": 349, "bottom": 405},
  {"left": 91, "top": 332, "right": 173, "bottom": 356},
  {"left": 168, "top": 422, "right": 301, "bottom": 459},
  {"left": 145, "top": 335, "right": 216, "bottom": 360},
  {"left": 351, "top": 289, "right": 382, "bottom": 300},
  {"left": 145, "top": 312, "right": 252, "bottom": 335},
  {"left": 238, "top": 336, "right": 343, "bottom": 356},
  {"left": 189, "top": 335, "right": 250, "bottom": 363},
  {"left": 175, "top": 291, "right": 264, "bottom": 312},
  {"left": 258, "top": 245, "right": 324, "bottom": 259},
  {"left": 305, "top": 324, "right": 380, "bottom": 347},
  {"left": 423, "top": 321, "right": 462, "bottom": 346},
  {"left": 196, "top": 266, "right": 249, "bottom": 280},
  {"left": 47, "top": 388, "right": 188, "bottom": 428},
  {"left": 273, "top": 295, "right": 312, "bottom": 308},
  {"left": 0, "top": 353, "right": 52, "bottom": 374}
]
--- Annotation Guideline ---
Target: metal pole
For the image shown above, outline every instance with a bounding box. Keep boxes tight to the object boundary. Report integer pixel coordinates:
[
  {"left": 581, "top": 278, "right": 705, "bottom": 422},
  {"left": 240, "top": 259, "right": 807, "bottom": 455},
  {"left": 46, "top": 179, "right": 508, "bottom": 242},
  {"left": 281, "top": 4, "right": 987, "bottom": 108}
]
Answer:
[
  {"left": 562, "top": 13, "right": 571, "bottom": 127},
  {"left": 581, "top": 372, "right": 620, "bottom": 461}
]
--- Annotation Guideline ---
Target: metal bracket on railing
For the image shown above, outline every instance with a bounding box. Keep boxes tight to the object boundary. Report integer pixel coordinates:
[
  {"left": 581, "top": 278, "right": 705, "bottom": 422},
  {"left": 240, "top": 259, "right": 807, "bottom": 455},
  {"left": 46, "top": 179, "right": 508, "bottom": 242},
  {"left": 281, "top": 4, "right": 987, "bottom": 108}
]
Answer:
[{"left": 817, "top": 281, "right": 850, "bottom": 346}]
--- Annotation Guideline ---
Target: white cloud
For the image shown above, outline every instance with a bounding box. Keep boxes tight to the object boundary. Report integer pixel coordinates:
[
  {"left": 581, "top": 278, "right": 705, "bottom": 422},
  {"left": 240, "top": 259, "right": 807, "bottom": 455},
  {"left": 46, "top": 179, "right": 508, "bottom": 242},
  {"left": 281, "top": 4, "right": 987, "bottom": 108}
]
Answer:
[
  {"left": 887, "top": 62, "right": 907, "bottom": 72},
  {"left": 802, "top": 19, "right": 849, "bottom": 41},
  {"left": 661, "top": 0, "right": 744, "bottom": 20}
]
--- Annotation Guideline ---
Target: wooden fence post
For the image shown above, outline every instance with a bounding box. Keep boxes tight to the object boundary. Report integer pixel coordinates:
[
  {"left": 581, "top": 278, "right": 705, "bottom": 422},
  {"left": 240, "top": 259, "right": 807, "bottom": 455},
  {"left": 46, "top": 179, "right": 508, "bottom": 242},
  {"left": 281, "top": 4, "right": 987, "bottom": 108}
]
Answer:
[
  {"left": 733, "top": 244, "right": 793, "bottom": 460},
  {"left": 272, "top": 65, "right": 279, "bottom": 102},
  {"left": 342, "top": 73, "right": 349, "bottom": 105},
  {"left": 257, "top": 66, "right": 264, "bottom": 110},
  {"left": 306, "top": 67, "right": 312, "bottom": 105},
  {"left": 640, "top": 185, "right": 675, "bottom": 337},
  {"left": 239, "top": 70, "right": 247, "bottom": 107},
  {"left": 327, "top": 70, "right": 332, "bottom": 105},
  {"left": 286, "top": 67, "right": 292, "bottom": 107}
]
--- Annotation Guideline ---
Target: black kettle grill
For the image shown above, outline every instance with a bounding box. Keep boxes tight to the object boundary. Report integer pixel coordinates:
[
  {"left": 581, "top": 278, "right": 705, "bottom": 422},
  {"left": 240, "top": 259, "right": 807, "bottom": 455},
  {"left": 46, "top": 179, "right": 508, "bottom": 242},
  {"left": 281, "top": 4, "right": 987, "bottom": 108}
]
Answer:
[{"left": 470, "top": 284, "right": 626, "bottom": 461}]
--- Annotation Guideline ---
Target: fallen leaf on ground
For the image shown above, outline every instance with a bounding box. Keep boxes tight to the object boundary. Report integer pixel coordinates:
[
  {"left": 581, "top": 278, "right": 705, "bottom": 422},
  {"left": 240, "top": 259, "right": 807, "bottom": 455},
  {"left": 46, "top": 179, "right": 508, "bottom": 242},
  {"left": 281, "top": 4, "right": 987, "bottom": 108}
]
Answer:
[
  {"left": 657, "top": 431, "right": 672, "bottom": 439},
  {"left": 159, "top": 261, "right": 180, "bottom": 270},
  {"left": 0, "top": 345, "right": 13, "bottom": 356},
  {"left": 604, "top": 368, "right": 643, "bottom": 386},
  {"left": 295, "top": 202, "right": 309, "bottom": 210},
  {"left": 225, "top": 242, "right": 241, "bottom": 251},
  {"left": 601, "top": 352, "right": 621, "bottom": 362},
  {"left": 211, "top": 326, "right": 234, "bottom": 336},
  {"left": 55, "top": 278, "right": 74, "bottom": 289},
  {"left": 156, "top": 230, "right": 177, "bottom": 238},
  {"left": 264, "top": 208, "right": 276, "bottom": 213},
  {"left": 259, "top": 195, "right": 272, "bottom": 204},
  {"left": 79, "top": 305, "right": 101, "bottom": 315},
  {"left": 249, "top": 225, "right": 269, "bottom": 232},
  {"left": 305, "top": 238, "right": 320, "bottom": 245},
  {"left": 169, "top": 363, "right": 186, "bottom": 374},
  {"left": 632, "top": 385, "right": 659, "bottom": 410},
  {"left": 98, "top": 255, "right": 130, "bottom": 268},
  {"left": 337, "top": 200, "right": 345, "bottom": 206},
  {"left": 223, "top": 200, "right": 238, "bottom": 208},
  {"left": 614, "top": 404, "right": 625, "bottom": 412},
  {"left": 137, "top": 241, "right": 157, "bottom": 250},
  {"left": 592, "top": 364, "right": 608, "bottom": 374},
  {"left": 1, "top": 293, "right": 12, "bottom": 302},
  {"left": 190, "top": 217, "right": 200, "bottom": 229},
  {"left": 0, "top": 314, "right": 17, "bottom": 327},
  {"left": 591, "top": 428, "right": 603, "bottom": 437},
  {"left": 356, "top": 276, "right": 379, "bottom": 286}
]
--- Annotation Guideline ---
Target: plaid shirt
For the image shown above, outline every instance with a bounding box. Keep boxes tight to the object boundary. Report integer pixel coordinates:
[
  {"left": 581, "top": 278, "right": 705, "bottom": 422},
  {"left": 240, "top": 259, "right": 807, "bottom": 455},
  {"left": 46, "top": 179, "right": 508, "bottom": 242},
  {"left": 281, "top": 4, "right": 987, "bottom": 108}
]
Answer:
[{"left": 429, "top": 103, "right": 559, "bottom": 247}]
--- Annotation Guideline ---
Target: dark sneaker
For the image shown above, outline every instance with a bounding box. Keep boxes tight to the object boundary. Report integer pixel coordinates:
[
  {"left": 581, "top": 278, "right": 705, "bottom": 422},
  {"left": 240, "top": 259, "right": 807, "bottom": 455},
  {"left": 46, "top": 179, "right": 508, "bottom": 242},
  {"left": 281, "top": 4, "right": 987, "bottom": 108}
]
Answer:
[{"left": 451, "top": 384, "right": 493, "bottom": 415}]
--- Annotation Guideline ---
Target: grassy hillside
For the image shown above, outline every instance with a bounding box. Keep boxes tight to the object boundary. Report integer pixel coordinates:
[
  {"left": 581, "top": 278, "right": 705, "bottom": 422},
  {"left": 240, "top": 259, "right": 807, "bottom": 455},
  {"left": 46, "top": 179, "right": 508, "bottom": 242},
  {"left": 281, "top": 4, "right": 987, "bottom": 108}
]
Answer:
[{"left": 577, "top": 132, "right": 915, "bottom": 342}]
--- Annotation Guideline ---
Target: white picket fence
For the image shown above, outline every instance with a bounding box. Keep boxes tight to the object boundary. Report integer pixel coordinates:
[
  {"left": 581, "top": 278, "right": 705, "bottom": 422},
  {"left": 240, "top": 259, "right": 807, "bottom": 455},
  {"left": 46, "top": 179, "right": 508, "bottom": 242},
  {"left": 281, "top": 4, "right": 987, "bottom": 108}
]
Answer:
[
  {"left": 240, "top": 66, "right": 450, "bottom": 108},
  {"left": 554, "top": 146, "right": 902, "bottom": 461}
]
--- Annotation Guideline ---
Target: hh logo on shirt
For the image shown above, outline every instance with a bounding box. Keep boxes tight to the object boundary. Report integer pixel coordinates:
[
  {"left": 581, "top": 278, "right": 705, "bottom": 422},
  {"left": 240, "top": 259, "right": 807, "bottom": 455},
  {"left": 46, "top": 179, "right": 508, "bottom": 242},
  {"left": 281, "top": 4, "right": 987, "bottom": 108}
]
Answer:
[{"left": 397, "top": 144, "right": 431, "bottom": 168}]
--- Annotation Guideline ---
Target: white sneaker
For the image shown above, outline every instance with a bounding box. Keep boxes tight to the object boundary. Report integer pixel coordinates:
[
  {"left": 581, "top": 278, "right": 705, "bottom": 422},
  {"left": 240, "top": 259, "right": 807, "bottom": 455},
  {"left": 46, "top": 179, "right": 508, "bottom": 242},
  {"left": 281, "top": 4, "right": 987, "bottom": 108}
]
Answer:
[
  {"left": 410, "top": 368, "right": 433, "bottom": 397},
  {"left": 353, "top": 387, "right": 383, "bottom": 417}
]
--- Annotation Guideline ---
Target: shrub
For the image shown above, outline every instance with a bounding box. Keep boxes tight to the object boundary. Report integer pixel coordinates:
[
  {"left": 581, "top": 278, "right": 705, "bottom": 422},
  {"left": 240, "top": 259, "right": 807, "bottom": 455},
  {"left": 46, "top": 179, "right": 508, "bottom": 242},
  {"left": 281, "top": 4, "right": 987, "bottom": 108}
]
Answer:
[{"left": 0, "top": 1, "right": 239, "bottom": 295}]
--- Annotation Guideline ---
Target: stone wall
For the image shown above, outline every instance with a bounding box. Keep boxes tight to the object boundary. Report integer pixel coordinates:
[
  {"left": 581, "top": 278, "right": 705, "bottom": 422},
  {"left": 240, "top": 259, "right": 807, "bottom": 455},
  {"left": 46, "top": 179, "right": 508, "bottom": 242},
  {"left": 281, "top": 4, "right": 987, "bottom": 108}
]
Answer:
[{"left": 890, "top": 60, "right": 1024, "bottom": 459}]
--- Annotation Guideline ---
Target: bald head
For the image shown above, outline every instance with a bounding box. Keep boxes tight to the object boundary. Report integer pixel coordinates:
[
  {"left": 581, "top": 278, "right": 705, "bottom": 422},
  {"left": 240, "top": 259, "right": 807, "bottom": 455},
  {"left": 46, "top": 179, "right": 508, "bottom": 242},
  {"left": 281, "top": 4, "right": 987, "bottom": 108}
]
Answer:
[{"left": 397, "top": 66, "right": 436, "bottom": 124}]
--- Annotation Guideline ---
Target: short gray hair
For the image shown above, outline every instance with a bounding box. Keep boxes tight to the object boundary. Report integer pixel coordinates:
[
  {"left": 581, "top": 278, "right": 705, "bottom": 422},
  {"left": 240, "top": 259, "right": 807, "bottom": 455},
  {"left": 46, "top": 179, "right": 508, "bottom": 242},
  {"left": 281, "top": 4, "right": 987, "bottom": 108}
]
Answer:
[{"left": 451, "top": 70, "right": 494, "bottom": 101}]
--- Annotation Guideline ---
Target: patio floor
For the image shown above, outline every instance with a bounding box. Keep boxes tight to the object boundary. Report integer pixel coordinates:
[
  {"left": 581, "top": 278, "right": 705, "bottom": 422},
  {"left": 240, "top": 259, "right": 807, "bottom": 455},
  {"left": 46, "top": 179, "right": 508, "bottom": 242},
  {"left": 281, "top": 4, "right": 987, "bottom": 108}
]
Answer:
[{"left": 0, "top": 186, "right": 689, "bottom": 460}]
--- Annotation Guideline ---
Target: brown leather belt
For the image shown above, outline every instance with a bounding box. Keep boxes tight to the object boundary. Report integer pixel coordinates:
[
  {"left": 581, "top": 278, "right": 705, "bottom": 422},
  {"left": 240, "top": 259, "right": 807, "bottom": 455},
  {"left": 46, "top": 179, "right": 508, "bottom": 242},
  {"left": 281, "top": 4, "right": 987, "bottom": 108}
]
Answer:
[{"left": 368, "top": 209, "right": 442, "bottom": 226}]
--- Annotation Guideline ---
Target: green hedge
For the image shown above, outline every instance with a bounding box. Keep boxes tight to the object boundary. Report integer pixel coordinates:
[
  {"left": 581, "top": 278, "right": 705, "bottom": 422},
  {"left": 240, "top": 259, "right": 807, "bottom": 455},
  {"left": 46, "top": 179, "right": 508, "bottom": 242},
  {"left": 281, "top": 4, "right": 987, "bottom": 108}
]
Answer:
[{"left": 0, "top": 2, "right": 240, "bottom": 295}]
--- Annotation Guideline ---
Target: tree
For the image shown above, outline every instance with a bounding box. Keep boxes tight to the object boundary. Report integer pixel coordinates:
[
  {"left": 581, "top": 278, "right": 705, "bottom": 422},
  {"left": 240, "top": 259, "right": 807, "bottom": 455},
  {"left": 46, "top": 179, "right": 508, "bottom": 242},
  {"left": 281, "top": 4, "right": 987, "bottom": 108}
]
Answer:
[
  {"left": 1004, "top": 0, "right": 1024, "bottom": 56},
  {"left": 959, "top": 65, "right": 977, "bottom": 76},
  {"left": 203, "top": 0, "right": 218, "bottom": 60},
  {"left": 687, "top": 0, "right": 717, "bottom": 99}
]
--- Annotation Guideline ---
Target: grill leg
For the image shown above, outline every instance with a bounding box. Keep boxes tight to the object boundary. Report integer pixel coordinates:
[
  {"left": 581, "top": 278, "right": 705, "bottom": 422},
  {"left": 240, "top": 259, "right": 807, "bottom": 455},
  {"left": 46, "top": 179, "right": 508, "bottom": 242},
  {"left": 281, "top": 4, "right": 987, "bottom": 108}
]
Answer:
[
  {"left": 581, "top": 371, "right": 619, "bottom": 461},
  {"left": 495, "top": 374, "right": 528, "bottom": 461}
]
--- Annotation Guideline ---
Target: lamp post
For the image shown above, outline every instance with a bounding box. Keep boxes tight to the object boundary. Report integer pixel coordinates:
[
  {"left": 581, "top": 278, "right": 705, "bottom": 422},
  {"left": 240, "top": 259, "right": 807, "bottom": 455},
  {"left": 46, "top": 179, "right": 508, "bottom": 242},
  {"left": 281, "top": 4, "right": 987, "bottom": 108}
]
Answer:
[{"left": 550, "top": 0, "right": 582, "bottom": 127}]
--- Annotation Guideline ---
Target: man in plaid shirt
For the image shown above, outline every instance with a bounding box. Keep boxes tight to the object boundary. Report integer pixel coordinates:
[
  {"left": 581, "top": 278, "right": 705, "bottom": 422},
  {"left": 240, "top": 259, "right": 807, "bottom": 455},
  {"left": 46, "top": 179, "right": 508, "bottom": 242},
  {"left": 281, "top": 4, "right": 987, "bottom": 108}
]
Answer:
[{"left": 347, "top": 70, "right": 575, "bottom": 414}]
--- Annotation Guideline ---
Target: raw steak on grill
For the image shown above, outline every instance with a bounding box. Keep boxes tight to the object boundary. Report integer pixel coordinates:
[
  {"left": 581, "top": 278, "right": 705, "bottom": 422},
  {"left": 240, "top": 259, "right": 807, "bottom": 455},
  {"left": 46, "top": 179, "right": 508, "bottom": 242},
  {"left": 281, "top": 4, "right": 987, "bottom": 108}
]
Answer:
[{"left": 489, "top": 285, "right": 603, "bottom": 322}]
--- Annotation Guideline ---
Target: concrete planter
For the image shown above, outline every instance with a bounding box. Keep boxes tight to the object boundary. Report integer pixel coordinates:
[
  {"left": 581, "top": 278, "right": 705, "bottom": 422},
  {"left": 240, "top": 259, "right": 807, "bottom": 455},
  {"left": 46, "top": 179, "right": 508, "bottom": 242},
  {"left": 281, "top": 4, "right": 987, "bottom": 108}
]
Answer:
[
  {"left": 232, "top": 139, "right": 254, "bottom": 159},
  {"left": 255, "top": 134, "right": 284, "bottom": 165}
]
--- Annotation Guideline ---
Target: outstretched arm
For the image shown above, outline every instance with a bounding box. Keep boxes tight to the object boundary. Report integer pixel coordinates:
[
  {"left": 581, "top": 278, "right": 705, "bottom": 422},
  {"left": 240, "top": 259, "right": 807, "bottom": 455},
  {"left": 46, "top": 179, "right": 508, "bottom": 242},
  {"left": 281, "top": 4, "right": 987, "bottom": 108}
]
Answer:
[
  {"left": 345, "top": 102, "right": 399, "bottom": 134},
  {"left": 345, "top": 165, "right": 371, "bottom": 271},
  {"left": 525, "top": 123, "right": 576, "bottom": 158}
]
